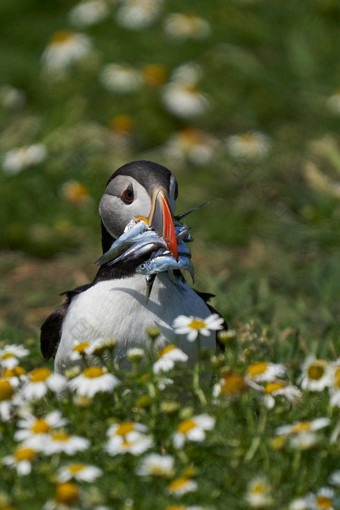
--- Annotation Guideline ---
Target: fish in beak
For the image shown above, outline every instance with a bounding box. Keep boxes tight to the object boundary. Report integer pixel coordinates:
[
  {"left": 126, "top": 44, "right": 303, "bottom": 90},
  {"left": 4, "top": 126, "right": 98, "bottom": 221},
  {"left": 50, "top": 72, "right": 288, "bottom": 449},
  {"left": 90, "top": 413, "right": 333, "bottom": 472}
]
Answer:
[{"left": 147, "top": 189, "right": 178, "bottom": 260}]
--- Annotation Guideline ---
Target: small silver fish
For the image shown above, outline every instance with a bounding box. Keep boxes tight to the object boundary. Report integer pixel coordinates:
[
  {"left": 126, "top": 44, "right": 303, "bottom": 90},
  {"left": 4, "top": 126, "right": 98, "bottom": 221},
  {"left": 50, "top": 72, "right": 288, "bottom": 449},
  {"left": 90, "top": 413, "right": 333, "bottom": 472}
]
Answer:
[
  {"left": 136, "top": 254, "right": 194, "bottom": 281},
  {"left": 95, "top": 219, "right": 150, "bottom": 265},
  {"left": 177, "top": 240, "right": 192, "bottom": 258},
  {"left": 108, "top": 237, "right": 167, "bottom": 266},
  {"left": 175, "top": 224, "right": 192, "bottom": 243}
]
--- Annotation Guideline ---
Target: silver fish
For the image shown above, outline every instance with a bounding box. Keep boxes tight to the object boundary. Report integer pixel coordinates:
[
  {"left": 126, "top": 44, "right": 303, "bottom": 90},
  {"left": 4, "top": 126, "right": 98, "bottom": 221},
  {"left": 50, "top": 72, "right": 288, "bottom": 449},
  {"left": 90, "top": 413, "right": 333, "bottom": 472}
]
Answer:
[
  {"left": 137, "top": 254, "right": 194, "bottom": 281},
  {"left": 175, "top": 224, "right": 192, "bottom": 243},
  {"left": 95, "top": 219, "right": 150, "bottom": 265},
  {"left": 108, "top": 237, "right": 167, "bottom": 266},
  {"left": 177, "top": 240, "right": 192, "bottom": 258}
]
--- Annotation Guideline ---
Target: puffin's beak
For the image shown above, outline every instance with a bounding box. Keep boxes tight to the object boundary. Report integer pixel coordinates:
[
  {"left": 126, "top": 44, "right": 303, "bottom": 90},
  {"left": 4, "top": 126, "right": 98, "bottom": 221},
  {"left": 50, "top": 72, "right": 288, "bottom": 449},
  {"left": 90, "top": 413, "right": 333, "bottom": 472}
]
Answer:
[{"left": 148, "top": 189, "right": 178, "bottom": 260}]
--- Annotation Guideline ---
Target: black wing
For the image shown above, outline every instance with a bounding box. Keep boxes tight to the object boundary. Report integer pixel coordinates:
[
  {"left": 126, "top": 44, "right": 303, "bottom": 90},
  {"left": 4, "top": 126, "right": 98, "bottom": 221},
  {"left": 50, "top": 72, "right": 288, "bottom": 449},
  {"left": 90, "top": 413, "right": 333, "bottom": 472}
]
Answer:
[{"left": 40, "top": 283, "right": 92, "bottom": 360}]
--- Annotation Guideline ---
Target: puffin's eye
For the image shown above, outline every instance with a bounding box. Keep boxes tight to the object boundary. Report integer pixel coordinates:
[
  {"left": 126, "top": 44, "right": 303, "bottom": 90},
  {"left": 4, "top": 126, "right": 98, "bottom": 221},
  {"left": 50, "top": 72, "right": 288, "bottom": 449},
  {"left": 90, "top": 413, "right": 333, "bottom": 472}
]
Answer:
[{"left": 121, "top": 185, "right": 134, "bottom": 204}]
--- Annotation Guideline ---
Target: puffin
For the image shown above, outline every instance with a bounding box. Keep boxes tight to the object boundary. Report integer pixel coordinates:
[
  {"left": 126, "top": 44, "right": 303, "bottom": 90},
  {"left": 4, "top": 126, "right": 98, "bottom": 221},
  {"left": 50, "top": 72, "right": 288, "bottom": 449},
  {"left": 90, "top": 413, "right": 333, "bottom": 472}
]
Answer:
[{"left": 41, "top": 160, "right": 226, "bottom": 373}]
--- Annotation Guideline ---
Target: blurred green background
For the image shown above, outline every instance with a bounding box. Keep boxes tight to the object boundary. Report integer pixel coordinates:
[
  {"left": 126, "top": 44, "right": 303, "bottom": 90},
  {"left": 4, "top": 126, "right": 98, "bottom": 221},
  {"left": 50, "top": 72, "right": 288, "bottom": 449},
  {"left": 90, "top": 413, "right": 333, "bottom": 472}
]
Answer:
[{"left": 0, "top": 0, "right": 339, "bottom": 351}]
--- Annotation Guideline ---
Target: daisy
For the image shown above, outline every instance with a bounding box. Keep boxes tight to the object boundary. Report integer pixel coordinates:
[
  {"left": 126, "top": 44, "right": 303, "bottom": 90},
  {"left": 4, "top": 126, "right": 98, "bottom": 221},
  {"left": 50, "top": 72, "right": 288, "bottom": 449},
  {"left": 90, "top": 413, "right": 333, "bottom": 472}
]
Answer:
[
  {"left": 168, "top": 477, "right": 198, "bottom": 496},
  {"left": 3, "top": 446, "right": 37, "bottom": 475},
  {"left": 0, "top": 344, "right": 29, "bottom": 370},
  {"left": 142, "top": 64, "right": 168, "bottom": 86},
  {"left": 226, "top": 132, "right": 271, "bottom": 160},
  {"left": 153, "top": 345, "right": 188, "bottom": 374},
  {"left": 2, "top": 366, "right": 27, "bottom": 388},
  {"left": 163, "top": 128, "right": 220, "bottom": 166},
  {"left": 127, "top": 348, "right": 145, "bottom": 363},
  {"left": 288, "top": 498, "right": 309, "bottom": 510},
  {"left": 41, "top": 30, "right": 92, "bottom": 72},
  {"left": 245, "top": 476, "right": 273, "bottom": 508},
  {"left": 245, "top": 361, "right": 286, "bottom": 383},
  {"left": 173, "top": 314, "right": 224, "bottom": 342},
  {"left": 329, "top": 360, "right": 340, "bottom": 407},
  {"left": 0, "top": 84, "right": 26, "bottom": 110},
  {"left": 0, "top": 377, "right": 20, "bottom": 421},
  {"left": 261, "top": 381, "right": 301, "bottom": 409},
  {"left": 136, "top": 453, "right": 174, "bottom": 477},
  {"left": 276, "top": 417, "right": 330, "bottom": 450},
  {"left": 162, "top": 82, "right": 209, "bottom": 119},
  {"left": 306, "top": 487, "right": 335, "bottom": 510},
  {"left": 115, "top": 0, "right": 162, "bottom": 30},
  {"left": 173, "top": 414, "right": 215, "bottom": 448},
  {"left": 105, "top": 422, "right": 153, "bottom": 455},
  {"left": 68, "top": 0, "right": 109, "bottom": 28},
  {"left": 3, "top": 144, "right": 47, "bottom": 176},
  {"left": 68, "top": 366, "right": 120, "bottom": 398},
  {"left": 164, "top": 13, "right": 211, "bottom": 40},
  {"left": 50, "top": 482, "right": 79, "bottom": 507},
  {"left": 61, "top": 181, "right": 91, "bottom": 205},
  {"left": 14, "top": 410, "right": 67, "bottom": 449},
  {"left": 99, "top": 63, "right": 143, "bottom": 93},
  {"left": 329, "top": 470, "right": 340, "bottom": 487},
  {"left": 299, "top": 356, "right": 332, "bottom": 391},
  {"left": 213, "top": 371, "right": 248, "bottom": 399},
  {"left": 22, "top": 367, "right": 67, "bottom": 401},
  {"left": 57, "top": 462, "right": 102, "bottom": 482},
  {"left": 41, "top": 431, "right": 90, "bottom": 455}
]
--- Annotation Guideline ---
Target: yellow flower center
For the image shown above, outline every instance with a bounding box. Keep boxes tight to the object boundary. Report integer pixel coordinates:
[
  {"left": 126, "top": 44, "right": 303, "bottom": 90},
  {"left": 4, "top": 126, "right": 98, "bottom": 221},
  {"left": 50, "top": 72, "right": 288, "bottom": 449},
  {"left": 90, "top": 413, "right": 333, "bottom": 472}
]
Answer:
[
  {"left": 252, "top": 482, "right": 266, "bottom": 494},
  {"left": 183, "top": 84, "right": 198, "bottom": 94},
  {"left": 83, "top": 366, "right": 105, "bottom": 379},
  {"left": 264, "top": 382, "right": 285, "bottom": 394},
  {"left": 30, "top": 368, "right": 51, "bottom": 383},
  {"left": 51, "top": 431, "right": 70, "bottom": 442},
  {"left": 3, "top": 366, "right": 26, "bottom": 377},
  {"left": 187, "top": 319, "right": 206, "bottom": 330},
  {"left": 158, "top": 345, "right": 177, "bottom": 358},
  {"left": 50, "top": 30, "right": 74, "bottom": 44},
  {"left": 73, "top": 341, "right": 90, "bottom": 353},
  {"left": 291, "top": 422, "right": 311, "bottom": 434},
  {"left": 166, "top": 507, "right": 186, "bottom": 510},
  {"left": 239, "top": 133, "right": 257, "bottom": 144},
  {"left": 247, "top": 362, "right": 268, "bottom": 377},
  {"left": 143, "top": 65, "right": 167, "bottom": 86},
  {"left": 110, "top": 115, "right": 134, "bottom": 133},
  {"left": 115, "top": 422, "right": 135, "bottom": 436},
  {"left": 55, "top": 482, "right": 79, "bottom": 505},
  {"left": 307, "top": 361, "right": 326, "bottom": 380},
  {"left": 316, "top": 496, "right": 333, "bottom": 509},
  {"left": 177, "top": 419, "right": 196, "bottom": 434},
  {"left": 1, "top": 353, "right": 14, "bottom": 360},
  {"left": 0, "top": 380, "right": 14, "bottom": 401},
  {"left": 334, "top": 367, "right": 340, "bottom": 389},
  {"left": 220, "top": 372, "right": 248, "bottom": 396},
  {"left": 168, "top": 477, "right": 190, "bottom": 492},
  {"left": 179, "top": 128, "right": 200, "bottom": 145},
  {"left": 31, "top": 419, "right": 51, "bottom": 434},
  {"left": 14, "top": 447, "right": 36, "bottom": 462},
  {"left": 63, "top": 183, "right": 89, "bottom": 204},
  {"left": 68, "top": 463, "right": 85, "bottom": 474}
]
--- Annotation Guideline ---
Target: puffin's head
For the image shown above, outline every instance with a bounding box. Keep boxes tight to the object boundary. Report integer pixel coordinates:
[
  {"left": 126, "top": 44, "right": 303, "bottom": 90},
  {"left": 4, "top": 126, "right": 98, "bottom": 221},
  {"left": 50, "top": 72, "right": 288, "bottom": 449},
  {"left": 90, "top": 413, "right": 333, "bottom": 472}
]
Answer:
[{"left": 99, "top": 160, "right": 178, "bottom": 257}]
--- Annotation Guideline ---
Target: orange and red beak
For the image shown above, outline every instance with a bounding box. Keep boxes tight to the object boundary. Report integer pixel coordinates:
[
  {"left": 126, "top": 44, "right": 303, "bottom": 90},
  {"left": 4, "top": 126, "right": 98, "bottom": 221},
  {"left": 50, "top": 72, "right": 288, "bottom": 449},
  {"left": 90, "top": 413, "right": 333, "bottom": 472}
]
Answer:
[{"left": 147, "top": 189, "right": 178, "bottom": 260}]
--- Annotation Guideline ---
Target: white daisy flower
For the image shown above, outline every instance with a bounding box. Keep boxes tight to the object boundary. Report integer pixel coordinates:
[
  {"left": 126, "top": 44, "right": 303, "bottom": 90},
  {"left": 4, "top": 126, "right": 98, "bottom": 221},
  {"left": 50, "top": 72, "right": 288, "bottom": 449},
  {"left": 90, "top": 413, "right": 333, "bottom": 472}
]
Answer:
[
  {"left": 22, "top": 368, "right": 67, "bottom": 401},
  {"left": 171, "top": 62, "right": 203, "bottom": 84},
  {"left": 326, "top": 90, "right": 340, "bottom": 115},
  {"left": 163, "top": 128, "right": 220, "bottom": 166},
  {"left": 68, "top": 0, "right": 109, "bottom": 28},
  {"left": 99, "top": 63, "right": 143, "bottom": 93},
  {"left": 245, "top": 361, "right": 286, "bottom": 383},
  {"left": 226, "top": 132, "right": 271, "bottom": 160},
  {"left": 116, "top": 0, "right": 162, "bottom": 30},
  {"left": 0, "top": 84, "right": 26, "bottom": 110},
  {"left": 260, "top": 381, "right": 301, "bottom": 409},
  {"left": 213, "top": 371, "right": 248, "bottom": 399},
  {"left": 3, "top": 144, "right": 47, "bottom": 176},
  {"left": 164, "top": 13, "right": 211, "bottom": 40},
  {"left": 0, "top": 344, "right": 29, "bottom": 370},
  {"left": 57, "top": 462, "right": 102, "bottom": 482},
  {"left": 2, "top": 366, "right": 28, "bottom": 388},
  {"left": 68, "top": 366, "right": 120, "bottom": 398},
  {"left": 14, "top": 410, "right": 67, "bottom": 449},
  {"left": 136, "top": 453, "right": 174, "bottom": 477},
  {"left": 173, "top": 314, "right": 224, "bottom": 342},
  {"left": 41, "top": 431, "right": 90, "bottom": 455},
  {"left": 127, "top": 348, "right": 145, "bottom": 363},
  {"left": 41, "top": 30, "right": 92, "bottom": 72},
  {"left": 105, "top": 422, "right": 153, "bottom": 455},
  {"left": 276, "top": 417, "right": 330, "bottom": 450},
  {"left": 329, "top": 360, "right": 340, "bottom": 407},
  {"left": 45, "top": 482, "right": 79, "bottom": 508},
  {"left": 299, "top": 356, "right": 332, "bottom": 391},
  {"left": 153, "top": 344, "right": 188, "bottom": 374},
  {"left": 162, "top": 82, "right": 209, "bottom": 118},
  {"left": 245, "top": 476, "right": 273, "bottom": 508},
  {"left": 306, "top": 487, "right": 335, "bottom": 510},
  {"left": 173, "top": 414, "right": 215, "bottom": 448},
  {"left": 3, "top": 446, "right": 37, "bottom": 475},
  {"left": 329, "top": 470, "right": 340, "bottom": 487},
  {"left": 288, "top": 498, "right": 309, "bottom": 510},
  {"left": 0, "top": 378, "right": 22, "bottom": 421},
  {"left": 168, "top": 477, "right": 198, "bottom": 496}
]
